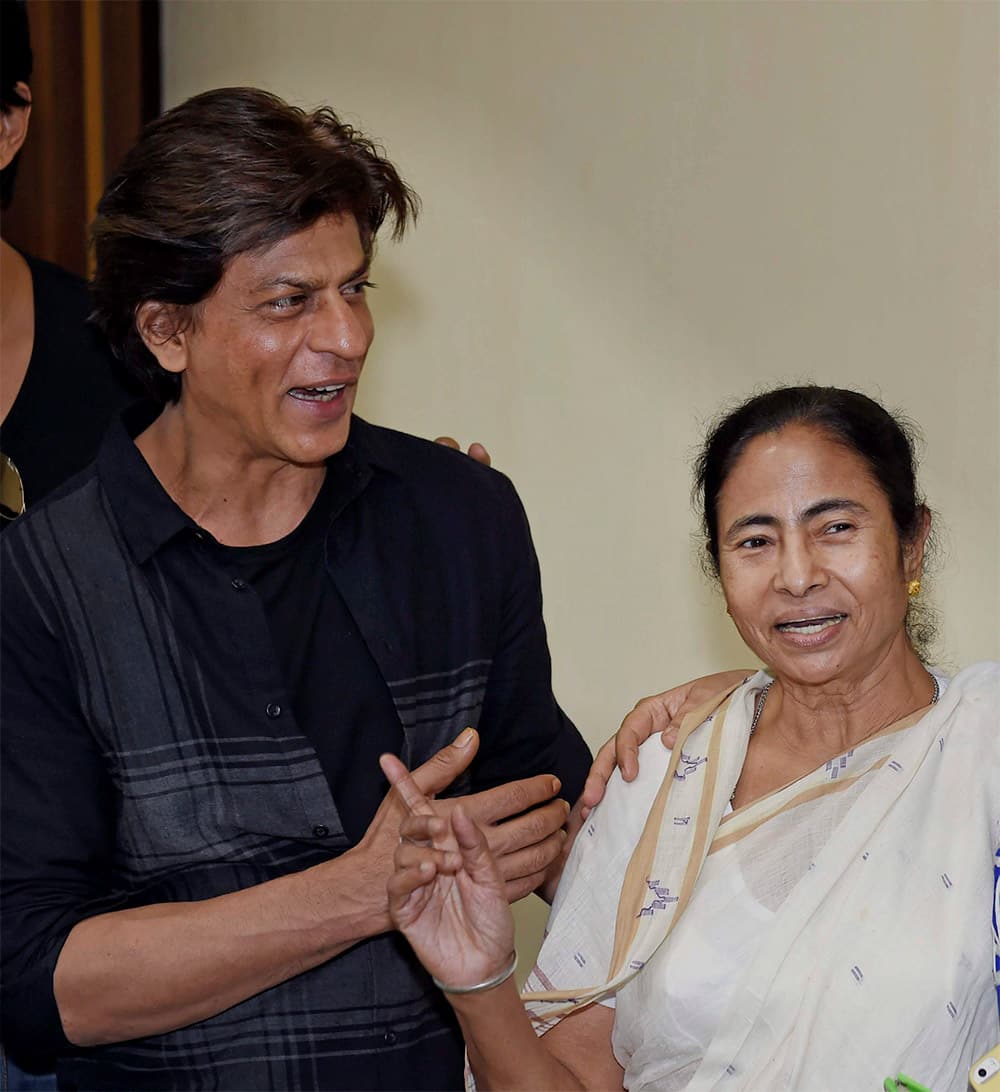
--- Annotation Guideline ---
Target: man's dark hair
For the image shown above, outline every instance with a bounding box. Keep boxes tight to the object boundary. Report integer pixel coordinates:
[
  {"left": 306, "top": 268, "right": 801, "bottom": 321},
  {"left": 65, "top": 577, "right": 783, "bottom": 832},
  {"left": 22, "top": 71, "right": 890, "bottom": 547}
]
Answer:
[
  {"left": 91, "top": 86, "right": 419, "bottom": 404},
  {"left": 694, "top": 384, "right": 936, "bottom": 657},
  {"left": 1, "top": 0, "right": 33, "bottom": 209}
]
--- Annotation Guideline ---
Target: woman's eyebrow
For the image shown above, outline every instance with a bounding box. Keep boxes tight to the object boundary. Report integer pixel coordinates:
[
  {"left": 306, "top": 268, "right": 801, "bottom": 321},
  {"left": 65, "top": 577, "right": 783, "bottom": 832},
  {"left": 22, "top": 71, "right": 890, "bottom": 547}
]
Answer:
[
  {"left": 723, "top": 499, "right": 868, "bottom": 541},
  {"left": 801, "top": 498, "right": 868, "bottom": 520},
  {"left": 723, "top": 513, "right": 778, "bottom": 541}
]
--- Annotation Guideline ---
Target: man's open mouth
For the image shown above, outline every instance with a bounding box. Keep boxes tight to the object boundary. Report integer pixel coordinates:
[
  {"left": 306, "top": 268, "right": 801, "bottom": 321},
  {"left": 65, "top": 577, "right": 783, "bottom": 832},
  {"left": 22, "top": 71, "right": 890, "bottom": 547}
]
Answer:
[
  {"left": 775, "top": 614, "right": 847, "bottom": 635},
  {"left": 288, "top": 384, "right": 346, "bottom": 403}
]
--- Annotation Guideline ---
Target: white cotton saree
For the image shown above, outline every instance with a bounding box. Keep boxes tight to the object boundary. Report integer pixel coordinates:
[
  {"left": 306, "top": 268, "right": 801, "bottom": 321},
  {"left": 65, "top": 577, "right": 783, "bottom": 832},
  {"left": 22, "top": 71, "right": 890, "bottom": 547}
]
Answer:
[{"left": 522, "top": 664, "right": 1000, "bottom": 1092}]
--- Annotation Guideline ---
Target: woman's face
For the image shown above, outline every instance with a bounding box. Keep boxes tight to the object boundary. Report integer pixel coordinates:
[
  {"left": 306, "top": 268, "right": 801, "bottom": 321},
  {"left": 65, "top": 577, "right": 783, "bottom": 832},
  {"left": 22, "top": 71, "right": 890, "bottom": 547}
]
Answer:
[{"left": 716, "top": 424, "right": 927, "bottom": 689}]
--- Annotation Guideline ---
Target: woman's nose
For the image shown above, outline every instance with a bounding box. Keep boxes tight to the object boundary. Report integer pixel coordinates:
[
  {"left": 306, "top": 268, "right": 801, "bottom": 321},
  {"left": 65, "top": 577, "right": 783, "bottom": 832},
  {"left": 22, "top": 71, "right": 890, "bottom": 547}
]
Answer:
[{"left": 774, "top": 538, "right": 826, "bottom": 595}]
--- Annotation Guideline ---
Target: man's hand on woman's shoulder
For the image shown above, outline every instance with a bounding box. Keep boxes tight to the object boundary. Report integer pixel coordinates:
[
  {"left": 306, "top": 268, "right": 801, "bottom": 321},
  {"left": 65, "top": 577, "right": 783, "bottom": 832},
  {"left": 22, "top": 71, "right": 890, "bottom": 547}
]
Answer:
[
  {"left": 434, "top": 436, "right": 492, "bottom": 467},
  {"left": 583, "top": 669, "right": 751, "bottom": 809}
]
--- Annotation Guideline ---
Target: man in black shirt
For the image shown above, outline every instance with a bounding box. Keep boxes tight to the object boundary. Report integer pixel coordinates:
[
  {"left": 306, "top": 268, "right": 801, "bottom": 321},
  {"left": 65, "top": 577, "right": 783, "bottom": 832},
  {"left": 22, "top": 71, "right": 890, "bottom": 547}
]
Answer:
[{"left": 0, "top": 88, "right": 591, "bottom": 1090}]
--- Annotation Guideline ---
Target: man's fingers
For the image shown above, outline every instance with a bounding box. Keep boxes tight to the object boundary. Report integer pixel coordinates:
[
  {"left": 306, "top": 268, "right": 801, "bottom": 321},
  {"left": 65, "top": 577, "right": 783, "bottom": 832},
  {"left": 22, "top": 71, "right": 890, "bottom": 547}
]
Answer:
[
  {"left": 616, "top": 700, "right": 664, "bottom": 780},
  {"left": 504, "top": 871, "right": 549, "bottom": 904},
  {"left": 494, "top": 828, "right": 565, "bottom": 889},
  {"left": 407, "top": 727, "right": 480, "bottom": 801},
  {"left": 581, "top": 738, "right": 617, "bottom": 809},
  {"left": 462, "top": 773, "right": 561, "bottom": 826},
  {"left": 379, "top": 752, "right": 437, "bottom": 818},
  {"left": 484, "top": 794, "right": 572, "bottom": 860},
  {"left": 466, "top": 442, "right": 491, "bottom": 467},
  {"left": 433, "top": 436, "right": 492, "bottom": 467},
  {"left": 483, "top": 797, "right": 568, "bottom": 857}
]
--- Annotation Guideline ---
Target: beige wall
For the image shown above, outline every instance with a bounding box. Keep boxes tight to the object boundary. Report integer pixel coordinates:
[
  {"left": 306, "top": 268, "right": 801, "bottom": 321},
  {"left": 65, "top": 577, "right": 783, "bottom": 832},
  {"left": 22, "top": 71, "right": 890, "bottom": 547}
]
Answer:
[{"left": 163, "top": 0, "right": 1000, "bottom": 955}]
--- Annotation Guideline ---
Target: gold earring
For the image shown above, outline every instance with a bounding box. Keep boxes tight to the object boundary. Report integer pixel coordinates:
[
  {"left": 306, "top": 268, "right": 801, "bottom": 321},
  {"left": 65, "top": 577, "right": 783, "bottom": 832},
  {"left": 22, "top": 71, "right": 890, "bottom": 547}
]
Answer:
[{"left": 907, "top": 579, "right": 921, "bottom": 597}]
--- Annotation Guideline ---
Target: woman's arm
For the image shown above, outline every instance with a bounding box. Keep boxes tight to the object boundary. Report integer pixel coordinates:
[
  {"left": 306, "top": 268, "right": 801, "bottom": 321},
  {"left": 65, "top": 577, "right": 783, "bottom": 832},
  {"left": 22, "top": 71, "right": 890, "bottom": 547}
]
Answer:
[
  {"left": 453, "top": 982, "right": 623, "bottom": 1091},
  {"left": 382, "top": 754, "right": 623, "bottom": 1091}
]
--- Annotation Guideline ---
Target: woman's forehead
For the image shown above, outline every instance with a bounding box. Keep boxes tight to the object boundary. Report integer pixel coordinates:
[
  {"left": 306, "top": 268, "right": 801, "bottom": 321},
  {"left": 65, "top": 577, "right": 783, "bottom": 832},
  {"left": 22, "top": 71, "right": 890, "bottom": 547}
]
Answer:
[{"left": 718, "top": 425, "right": 883, "bottom": 515}]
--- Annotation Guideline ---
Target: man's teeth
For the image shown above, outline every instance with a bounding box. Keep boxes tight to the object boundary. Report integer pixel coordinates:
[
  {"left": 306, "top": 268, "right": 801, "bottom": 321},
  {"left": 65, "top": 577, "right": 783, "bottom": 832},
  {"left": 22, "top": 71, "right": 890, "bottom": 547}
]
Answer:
[
  {"left": 776, "top": 614, "right": 846, "bottom": 635},
  {"left": 289, "top": 384, "right": 346, "bottom": 402}
]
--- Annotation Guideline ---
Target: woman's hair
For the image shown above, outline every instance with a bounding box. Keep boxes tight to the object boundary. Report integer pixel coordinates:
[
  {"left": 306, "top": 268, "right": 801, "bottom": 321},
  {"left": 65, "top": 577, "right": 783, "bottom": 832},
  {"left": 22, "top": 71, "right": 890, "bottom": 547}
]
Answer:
[
  {"left": 90, "top": 87, "right": 419, "bottom": 404},
  {"left": 1, "top": 0, "right": 33, "bottom": 210},
  {"left": 694, "top": 384, "right": 936, "bottom": 656}
]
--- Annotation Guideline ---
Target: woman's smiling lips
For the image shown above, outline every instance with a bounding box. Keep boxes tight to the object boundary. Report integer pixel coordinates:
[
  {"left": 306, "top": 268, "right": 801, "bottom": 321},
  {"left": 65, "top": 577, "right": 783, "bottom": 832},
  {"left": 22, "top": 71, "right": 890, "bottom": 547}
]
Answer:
[{"left": 772, "top": 611, "right": 849, "bottom": 647}]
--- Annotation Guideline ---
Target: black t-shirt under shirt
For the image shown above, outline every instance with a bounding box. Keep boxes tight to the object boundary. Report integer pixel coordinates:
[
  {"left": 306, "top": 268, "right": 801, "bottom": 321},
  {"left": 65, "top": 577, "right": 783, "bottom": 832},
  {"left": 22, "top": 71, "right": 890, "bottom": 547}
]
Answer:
[{"left": 216, "top": 470, "right": 403, "bottom": 844}]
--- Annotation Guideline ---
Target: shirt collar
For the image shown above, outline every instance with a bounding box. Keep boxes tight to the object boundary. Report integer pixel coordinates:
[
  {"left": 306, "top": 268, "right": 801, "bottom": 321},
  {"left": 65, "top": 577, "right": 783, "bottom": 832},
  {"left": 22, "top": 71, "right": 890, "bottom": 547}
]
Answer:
[
  {"left": 97, "top": 403, "right": 197, "bottom": 565},
  {"left": 98, "top": 408, "right": 389, "bottom": 566}
]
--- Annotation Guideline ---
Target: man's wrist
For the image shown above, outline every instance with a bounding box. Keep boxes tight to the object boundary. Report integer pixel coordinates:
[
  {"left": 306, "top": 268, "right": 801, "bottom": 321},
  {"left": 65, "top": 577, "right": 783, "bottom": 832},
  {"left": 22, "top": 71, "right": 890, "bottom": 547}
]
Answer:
[{"left": 309, "top": 851, "right": 392, "bottom": 949}]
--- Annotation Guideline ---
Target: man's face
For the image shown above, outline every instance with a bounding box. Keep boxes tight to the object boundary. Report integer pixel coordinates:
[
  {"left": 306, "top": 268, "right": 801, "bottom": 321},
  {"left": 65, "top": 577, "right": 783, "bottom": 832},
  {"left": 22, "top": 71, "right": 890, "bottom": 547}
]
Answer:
[{"left": 171, "top": 213, "right": 374, "bottom": 467}]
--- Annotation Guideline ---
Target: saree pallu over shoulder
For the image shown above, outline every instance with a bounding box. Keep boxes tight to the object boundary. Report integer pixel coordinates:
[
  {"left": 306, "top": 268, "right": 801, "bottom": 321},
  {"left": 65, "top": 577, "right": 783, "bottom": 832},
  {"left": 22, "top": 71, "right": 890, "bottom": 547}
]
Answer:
[{"left": 522, "top": 663, "right": 1000, "bottom": 1092}]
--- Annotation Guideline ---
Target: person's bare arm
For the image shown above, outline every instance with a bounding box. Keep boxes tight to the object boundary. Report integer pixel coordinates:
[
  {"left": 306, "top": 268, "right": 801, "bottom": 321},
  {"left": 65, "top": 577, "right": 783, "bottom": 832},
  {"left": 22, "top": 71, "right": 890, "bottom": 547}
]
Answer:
[
  {"left": 55, "top": 729, "right": 567, "bottom": 1046},
  {"left": 384, "top": 757, "right": 622, "bottom": 1091},
  {"left": 453, "top": 981, "right": 622, "bottom": 1091}
]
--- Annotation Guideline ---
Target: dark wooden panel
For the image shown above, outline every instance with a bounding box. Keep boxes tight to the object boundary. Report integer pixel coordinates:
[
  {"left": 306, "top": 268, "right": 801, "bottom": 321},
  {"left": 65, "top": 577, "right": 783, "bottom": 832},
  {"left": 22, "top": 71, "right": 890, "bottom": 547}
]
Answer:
[{"left": 3, "top": 0, "right": 161, "bottom": 277}]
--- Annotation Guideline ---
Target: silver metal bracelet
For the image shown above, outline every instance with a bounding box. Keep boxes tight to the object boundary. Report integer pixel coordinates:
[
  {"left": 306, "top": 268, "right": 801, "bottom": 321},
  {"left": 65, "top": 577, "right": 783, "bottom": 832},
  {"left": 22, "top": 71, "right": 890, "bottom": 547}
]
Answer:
[{"left": 431, "top": 952, "right": 518, "bottom": 996}]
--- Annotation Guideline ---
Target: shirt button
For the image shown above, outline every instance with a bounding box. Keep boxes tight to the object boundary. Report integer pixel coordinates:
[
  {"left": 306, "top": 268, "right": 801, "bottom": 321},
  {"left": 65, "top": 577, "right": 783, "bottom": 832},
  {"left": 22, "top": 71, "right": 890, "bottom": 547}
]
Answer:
[
  {"left": 383, "top": 1030, "right": 397, "bottom": 1046},
  {"left": 312, "top": 824, "right": 329, "bottom": 838},
  {"left": 265, "top": 703, "right": 282, "bottom": 719},
  {"left": 231, "top": 577, "right": 249, "bottom": 591}
]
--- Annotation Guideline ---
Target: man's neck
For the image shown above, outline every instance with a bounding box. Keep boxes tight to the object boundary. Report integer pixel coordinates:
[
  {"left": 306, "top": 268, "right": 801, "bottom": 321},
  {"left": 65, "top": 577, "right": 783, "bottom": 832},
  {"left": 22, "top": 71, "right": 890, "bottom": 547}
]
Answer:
[{"left": 135, "top": 403, "right": 326, "bottom": 546}]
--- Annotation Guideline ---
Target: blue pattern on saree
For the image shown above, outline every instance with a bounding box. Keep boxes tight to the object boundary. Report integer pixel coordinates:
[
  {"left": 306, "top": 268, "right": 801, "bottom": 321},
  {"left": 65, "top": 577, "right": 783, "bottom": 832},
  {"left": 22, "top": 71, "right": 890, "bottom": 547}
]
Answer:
[{"left": 993, "top": 846, "right": 999, "bottom": 1016}]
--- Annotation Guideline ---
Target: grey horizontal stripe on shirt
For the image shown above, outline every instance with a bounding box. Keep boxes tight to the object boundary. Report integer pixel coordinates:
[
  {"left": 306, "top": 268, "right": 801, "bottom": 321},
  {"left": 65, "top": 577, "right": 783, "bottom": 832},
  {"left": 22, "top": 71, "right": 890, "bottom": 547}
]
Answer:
[
  {"left": 394, "top": 688, "right": 487, "bottom": 727},
  {"left": 387, "top": 658, "right": 492, "bottom": 692}
]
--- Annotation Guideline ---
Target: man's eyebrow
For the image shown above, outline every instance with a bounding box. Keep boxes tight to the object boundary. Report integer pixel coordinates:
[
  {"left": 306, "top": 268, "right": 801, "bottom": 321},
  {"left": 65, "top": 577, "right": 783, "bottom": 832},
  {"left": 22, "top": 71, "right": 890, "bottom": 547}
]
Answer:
[
  {"left": 723, "top": 498, "right": 868, "bottom": 541},
  {"left": 252, "top": 261, "right": 370, "bottom": 294}
]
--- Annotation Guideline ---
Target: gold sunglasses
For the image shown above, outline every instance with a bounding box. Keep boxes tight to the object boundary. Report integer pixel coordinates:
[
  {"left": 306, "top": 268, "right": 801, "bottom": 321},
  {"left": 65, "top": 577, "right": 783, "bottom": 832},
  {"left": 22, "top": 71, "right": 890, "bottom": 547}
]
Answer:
[{"left": 1, "top": 453, "right": 26, "bottom": 521}]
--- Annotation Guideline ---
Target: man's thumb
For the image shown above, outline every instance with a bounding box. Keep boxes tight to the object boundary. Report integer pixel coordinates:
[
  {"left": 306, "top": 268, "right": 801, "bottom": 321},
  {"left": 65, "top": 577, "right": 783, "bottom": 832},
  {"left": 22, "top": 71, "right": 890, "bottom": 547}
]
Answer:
[{"left": 412, "top": 727, "right": 479, "bottom": 796}]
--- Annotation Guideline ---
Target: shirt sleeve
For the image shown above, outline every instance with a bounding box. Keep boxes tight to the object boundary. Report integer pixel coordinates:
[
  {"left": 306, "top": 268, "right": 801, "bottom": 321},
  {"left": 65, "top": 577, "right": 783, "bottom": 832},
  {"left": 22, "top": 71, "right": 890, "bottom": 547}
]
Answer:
[
  {"left": 0, "top": 534, "right": 121, "bottom": 1057},
  {"left": 469, "top": 473, "right": 592, "bottom": 804}
]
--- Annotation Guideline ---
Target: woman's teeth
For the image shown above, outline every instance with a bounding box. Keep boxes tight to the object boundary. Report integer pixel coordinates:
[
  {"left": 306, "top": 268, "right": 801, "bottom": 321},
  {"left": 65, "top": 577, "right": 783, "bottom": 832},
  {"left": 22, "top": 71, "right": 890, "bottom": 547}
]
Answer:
[
  {"left": 776, "top": 614, "right": 847, "bottom": 635},
  {"left": 289, "top": 384, "right": 345, "bottom": 402}
]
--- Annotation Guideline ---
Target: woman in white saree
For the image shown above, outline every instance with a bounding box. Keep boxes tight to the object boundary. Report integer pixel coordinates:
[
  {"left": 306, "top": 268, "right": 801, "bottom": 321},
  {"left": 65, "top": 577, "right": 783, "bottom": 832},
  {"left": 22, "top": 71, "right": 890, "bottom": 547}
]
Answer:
[{"left": 382, "top": 386, "right": 1000, "bottom": 1092}]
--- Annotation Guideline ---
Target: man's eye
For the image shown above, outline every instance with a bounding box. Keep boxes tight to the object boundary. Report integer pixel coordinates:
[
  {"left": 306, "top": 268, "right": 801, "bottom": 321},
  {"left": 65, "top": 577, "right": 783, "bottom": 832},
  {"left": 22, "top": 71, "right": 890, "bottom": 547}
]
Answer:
[
  {"left": 269, "top": 294, "right": 307, "bottom": 312},
  {"left": 824, "top": 522, "right": 853, "bottom": 535},
  {"left": 738, "top": 536, "right": 769, "bottom": 550},
  {"left": 344, "top": 280, "right": 376, "bottom": 297}
]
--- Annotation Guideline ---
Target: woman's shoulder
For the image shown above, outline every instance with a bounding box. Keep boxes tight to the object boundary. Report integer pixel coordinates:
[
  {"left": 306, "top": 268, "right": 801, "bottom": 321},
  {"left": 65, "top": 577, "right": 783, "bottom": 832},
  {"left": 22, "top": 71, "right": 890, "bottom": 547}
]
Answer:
[{"left": 943, "top": 661, "right": 1000, "bottom": 702}]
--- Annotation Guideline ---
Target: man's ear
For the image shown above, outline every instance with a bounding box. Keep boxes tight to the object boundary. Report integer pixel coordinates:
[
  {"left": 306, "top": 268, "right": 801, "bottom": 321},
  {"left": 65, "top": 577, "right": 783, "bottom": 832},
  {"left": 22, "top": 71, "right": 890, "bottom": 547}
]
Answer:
[
  {"left": 903, "top": 505, "right": 932, "bottom": 582},
  {"left": 135, "top": 301, "right": 191, "bottom": 376},
  {"left": 0, "top": 83, "right": 31, "bottom": 170}
]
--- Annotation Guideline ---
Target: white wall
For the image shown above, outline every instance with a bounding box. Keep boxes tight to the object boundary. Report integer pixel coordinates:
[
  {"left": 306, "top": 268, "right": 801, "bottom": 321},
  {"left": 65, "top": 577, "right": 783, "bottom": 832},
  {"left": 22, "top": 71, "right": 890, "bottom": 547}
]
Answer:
[{"left": 163, "top": 0, "right": 1000, "bottom": 958}]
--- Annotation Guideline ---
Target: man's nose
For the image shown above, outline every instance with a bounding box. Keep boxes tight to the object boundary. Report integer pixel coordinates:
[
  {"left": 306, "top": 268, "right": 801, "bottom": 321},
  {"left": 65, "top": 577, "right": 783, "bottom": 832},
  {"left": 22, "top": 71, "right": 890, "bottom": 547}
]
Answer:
[{"left": 313, "top": 296, "right": 371, "bottom": 361}]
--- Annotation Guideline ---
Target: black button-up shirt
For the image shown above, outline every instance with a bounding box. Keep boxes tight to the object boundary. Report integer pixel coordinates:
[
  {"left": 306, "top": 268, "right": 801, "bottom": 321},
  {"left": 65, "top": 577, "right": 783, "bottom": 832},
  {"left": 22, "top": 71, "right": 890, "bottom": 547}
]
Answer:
[{"left": 1, "top": 411, "right": 590, "bottom": 1090}]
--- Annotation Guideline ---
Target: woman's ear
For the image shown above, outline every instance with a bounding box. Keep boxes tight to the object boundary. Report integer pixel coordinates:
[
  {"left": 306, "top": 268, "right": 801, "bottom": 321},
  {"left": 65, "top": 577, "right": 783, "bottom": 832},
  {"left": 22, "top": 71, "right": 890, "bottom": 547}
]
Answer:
[
  {"left": 135, "top": 301, "right": 191, "bottom": 376},
  {"left": 0, "top": 83, "right": 31, "bottom": 170},
  {"left": 903, "top": 505, "right": 932, "bottom": 582}
]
